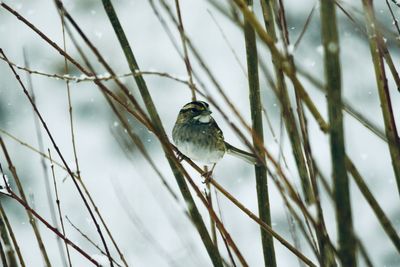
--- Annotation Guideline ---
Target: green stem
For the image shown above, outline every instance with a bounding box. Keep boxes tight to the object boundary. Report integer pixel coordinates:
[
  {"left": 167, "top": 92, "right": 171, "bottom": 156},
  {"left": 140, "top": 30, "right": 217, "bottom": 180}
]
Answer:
[
  {"left": 101, "top": 1, "right": 223, "bottom": 266},
  {"left": 320, "top": 1, "right": 356, "bottom": 266},
  {"left": 361, "top": 0, "right": 400, "bottom": 196},
  {"left": 244, "top": 1, "right": 276, "bottom": 266}
]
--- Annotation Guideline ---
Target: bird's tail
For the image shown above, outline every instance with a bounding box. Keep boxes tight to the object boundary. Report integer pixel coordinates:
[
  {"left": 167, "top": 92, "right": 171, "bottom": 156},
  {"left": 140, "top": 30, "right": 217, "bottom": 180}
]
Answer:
[{"left": 225, "top": 142, "right": 258, "bottom": 165}]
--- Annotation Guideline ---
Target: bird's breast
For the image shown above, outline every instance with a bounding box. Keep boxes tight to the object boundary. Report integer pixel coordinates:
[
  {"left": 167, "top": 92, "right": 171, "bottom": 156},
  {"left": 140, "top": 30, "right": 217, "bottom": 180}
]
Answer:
[
  {"left": 176, "top": 141, "right": 225, "bottom": 164},
  {"left": 173, "top": 123, "right": 225, "bottom": 164}
]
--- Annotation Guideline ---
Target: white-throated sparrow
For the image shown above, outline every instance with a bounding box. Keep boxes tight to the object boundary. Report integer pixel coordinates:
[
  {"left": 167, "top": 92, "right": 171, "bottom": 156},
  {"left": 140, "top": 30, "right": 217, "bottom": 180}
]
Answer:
[{"left": 172, "top": 101, "right": 257, "bottom": 165}]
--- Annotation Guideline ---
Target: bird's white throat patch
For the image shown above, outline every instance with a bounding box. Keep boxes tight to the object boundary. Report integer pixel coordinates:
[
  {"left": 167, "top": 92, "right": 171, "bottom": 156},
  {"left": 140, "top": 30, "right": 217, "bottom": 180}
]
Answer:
[{"left": 194, "top": 114, "right": 211, "bottom": 123}]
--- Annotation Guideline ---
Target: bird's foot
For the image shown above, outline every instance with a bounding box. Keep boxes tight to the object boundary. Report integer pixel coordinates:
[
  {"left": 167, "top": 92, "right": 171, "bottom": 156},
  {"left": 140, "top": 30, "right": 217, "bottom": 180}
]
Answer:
[
  {"left": 175, "top": 150, "right": 186, "bottom": 162},
  {"left": 202, "top": 171, "right": 213, "bottom": 184}
]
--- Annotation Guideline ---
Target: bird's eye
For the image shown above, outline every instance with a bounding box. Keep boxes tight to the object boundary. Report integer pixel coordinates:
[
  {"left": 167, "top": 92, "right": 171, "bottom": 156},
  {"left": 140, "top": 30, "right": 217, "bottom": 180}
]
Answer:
[{"left": 190, "top": 108, "right": 197, "bottom": 113}]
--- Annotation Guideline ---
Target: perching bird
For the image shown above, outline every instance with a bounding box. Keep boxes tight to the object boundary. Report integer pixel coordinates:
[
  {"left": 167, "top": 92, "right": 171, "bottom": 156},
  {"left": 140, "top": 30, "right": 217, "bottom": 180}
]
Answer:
[{"left": 172, "top": 101, "right": 258, "bottom": 166}]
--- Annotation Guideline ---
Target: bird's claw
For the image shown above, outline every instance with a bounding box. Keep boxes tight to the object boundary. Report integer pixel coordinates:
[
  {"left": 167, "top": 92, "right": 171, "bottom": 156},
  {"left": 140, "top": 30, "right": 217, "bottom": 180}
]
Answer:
[
  {"left": 202, "top": 171, "right": 213, "bottom": 184},
  {"left": 175, "top": 150, "right": 186, "bottom": 162}
]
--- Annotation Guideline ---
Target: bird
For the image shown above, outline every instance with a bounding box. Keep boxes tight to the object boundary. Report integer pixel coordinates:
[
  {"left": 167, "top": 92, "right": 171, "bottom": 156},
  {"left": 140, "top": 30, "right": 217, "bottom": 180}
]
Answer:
[{"left": 172, "top": 101, "right": 258, "bottom": 169}]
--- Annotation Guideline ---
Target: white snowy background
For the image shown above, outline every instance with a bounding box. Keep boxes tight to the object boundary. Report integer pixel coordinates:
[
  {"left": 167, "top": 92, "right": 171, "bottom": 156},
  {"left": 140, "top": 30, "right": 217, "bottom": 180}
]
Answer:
[{"left": 0, "top": 0, "right": 399, "bottom": 266}]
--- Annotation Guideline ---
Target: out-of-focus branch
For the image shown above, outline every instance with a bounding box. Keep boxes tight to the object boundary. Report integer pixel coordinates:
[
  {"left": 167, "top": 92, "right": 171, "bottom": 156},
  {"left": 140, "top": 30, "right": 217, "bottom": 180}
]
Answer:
[
  {"left": 244, "top": 1, "right": 276, "bottom": 266},
  {"left": 320, "top": 1, "right": 356, "bottom": 266}
]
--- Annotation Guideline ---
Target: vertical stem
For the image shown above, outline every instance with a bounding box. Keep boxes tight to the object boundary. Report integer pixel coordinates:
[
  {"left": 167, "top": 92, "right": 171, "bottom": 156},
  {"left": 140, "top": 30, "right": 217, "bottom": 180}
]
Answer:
[
  {"left": 101, "top": 1, "right": 222, "bottom": 266},
  {"left": 361, "top": 0, "right": 400, "bottom": 196},
  {"left": 320, "top": 0, "right": 356, "bottom": 266},
  {"left": 244, "top": 1, "right": 276, "bottom": 266}
]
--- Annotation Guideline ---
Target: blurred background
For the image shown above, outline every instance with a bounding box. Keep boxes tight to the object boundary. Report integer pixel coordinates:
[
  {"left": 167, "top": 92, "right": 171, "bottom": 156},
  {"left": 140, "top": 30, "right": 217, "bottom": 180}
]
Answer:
[{"left": 0, "top": 0, "right": 399, "bottom": 266}]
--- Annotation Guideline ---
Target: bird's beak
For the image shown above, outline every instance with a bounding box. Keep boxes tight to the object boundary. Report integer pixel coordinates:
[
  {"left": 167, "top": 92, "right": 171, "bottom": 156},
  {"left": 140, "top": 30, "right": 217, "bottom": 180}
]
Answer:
[{"left": 202, "top": 110, "right": 212, "bottom": 115}]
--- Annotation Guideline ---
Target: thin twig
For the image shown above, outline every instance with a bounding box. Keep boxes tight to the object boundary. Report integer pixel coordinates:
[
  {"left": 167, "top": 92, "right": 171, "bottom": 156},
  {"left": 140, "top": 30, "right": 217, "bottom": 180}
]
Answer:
[
  {"left": 65, "top": 216, "right": 122, "bottom": 267},
  {"left": 386, "top": 0, "right": 400, "bottom": 36},
  {"left": 391, "top": 0, "right": 400, "bottom": 8},
  {"left": 293, "top": 3, "right": 316, "bottom": 50},
  {"left": 58, "top": 0, "right": 82, "bottom": 210},
  {"left": 208, "top": 9, "right": 247, "bottom": 76},
  {"left": 174, "top": 0, "right": 196, "bottom": 100},
  {"left": 0, "top": 54, "right": 190, "bottom": 85},
  {"left": 49, "top": 149, "right": 72, "bottom": 266}
]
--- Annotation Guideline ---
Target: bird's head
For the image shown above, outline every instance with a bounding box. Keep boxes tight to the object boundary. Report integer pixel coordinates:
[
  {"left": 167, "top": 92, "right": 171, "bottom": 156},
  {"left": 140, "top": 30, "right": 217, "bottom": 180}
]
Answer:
[{"left": 176, "top": 101, "right": 212, "bottom": 124}]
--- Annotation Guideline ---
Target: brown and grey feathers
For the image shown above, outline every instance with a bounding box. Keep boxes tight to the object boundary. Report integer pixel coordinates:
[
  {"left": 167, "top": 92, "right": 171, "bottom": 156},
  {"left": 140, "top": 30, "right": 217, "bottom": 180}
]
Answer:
[{"left": 224, "top": 141, "right": 258, "bottom": 165}]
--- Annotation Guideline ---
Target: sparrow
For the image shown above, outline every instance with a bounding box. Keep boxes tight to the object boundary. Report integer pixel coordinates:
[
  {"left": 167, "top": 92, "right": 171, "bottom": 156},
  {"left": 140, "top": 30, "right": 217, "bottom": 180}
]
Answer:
[{"left": 172, "top": 101, "right": 257, "bottom": 166}]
